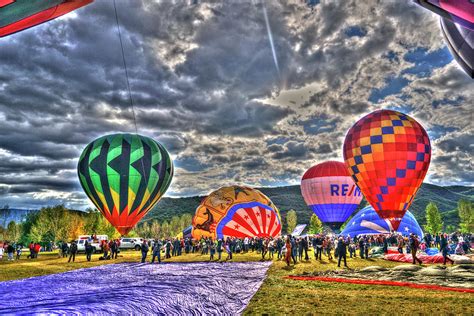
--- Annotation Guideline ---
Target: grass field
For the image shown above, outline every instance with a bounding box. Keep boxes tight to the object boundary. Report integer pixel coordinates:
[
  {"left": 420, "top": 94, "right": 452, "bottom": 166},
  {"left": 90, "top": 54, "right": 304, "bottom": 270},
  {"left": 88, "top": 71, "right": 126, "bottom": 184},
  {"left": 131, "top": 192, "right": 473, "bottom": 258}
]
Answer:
[{"left": 1, "top": 250, "right": 473, "bottom": 315}]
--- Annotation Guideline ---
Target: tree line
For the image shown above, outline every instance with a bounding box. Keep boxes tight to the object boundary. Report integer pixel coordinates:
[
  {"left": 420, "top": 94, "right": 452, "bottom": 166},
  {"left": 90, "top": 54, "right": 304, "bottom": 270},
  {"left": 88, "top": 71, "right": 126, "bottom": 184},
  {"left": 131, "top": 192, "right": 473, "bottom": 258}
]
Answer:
[
  {"left": 0, "top": 205, "right": 193, "bottom": 244},
  {"left": 0, "top": 199, "right": 471, "bottom": 243}
]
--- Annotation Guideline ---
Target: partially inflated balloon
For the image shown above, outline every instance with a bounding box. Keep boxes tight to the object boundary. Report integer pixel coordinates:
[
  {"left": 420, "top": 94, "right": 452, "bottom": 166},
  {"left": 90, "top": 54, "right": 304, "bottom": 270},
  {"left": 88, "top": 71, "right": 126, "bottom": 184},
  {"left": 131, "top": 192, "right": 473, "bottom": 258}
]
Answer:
[
  {"left": 78, "top": 133, "right": 173, "bottom": 235},
  {"left": 301, "top": 161, "right": 362, "bottom": 231},
  {"left": 192, "top": 186, "right": 281, "bottom": 240},
  {"left": 343, "top": 110, "right": 431, "bottom": 230}
]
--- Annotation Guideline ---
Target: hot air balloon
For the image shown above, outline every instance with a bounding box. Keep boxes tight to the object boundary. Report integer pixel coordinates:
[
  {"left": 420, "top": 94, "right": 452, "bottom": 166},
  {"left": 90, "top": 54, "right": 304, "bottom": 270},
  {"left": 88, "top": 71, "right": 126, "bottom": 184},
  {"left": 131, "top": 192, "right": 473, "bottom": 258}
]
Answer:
[
  {"left": 0, "top": 0, "right": 93, "bottom": 38},
  {"left": 78, "top": 133, "right": 173, "bottom": 235},
  {"left": 192, "top": 186, "right": 282, "bottom": 240},
  {"left": 301, "top": 161, "right": 363, "bottom": 231},
  {"left": 414, "top": 0, "right": 473, "bottom": 78},
  {"left": 341, "top": 206, "right": 423, "bottom": 238},
  {"left": 343, "top": 109, "right": 431, "bottom": 231}
]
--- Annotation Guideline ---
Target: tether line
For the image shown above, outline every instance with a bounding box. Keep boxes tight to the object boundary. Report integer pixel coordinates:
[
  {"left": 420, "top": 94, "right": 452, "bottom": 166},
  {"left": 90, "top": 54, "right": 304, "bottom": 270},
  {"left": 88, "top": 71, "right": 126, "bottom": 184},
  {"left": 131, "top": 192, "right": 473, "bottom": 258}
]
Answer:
[{"left": 113, "top": 0, "right": 139, "bottom": 135}]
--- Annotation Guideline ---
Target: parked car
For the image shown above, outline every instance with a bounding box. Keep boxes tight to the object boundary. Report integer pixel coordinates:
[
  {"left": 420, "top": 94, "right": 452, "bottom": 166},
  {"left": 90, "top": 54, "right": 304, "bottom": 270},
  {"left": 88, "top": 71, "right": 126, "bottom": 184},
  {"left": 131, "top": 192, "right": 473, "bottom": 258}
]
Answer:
[
  {"left": 76, "top": 235, "right": 108, "bottom": 253},
  {"left": 119, "top": 237, "right": 144, "bottom": 251}
]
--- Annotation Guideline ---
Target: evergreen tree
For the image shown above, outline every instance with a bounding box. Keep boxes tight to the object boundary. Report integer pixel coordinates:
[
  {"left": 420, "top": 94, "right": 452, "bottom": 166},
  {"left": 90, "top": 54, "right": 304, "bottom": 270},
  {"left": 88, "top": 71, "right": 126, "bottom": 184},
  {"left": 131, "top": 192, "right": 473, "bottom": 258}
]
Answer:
[{"left": 425, "top": 202, "right": 443, "bottom": 234}]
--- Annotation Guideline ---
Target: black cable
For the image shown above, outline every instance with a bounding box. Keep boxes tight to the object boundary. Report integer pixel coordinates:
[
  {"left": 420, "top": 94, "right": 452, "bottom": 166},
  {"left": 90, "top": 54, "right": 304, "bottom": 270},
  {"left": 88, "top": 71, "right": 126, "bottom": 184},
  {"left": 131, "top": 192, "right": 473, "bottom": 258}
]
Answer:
[{"left": 113, "top": 0, "right": 139, "bottom": 135}]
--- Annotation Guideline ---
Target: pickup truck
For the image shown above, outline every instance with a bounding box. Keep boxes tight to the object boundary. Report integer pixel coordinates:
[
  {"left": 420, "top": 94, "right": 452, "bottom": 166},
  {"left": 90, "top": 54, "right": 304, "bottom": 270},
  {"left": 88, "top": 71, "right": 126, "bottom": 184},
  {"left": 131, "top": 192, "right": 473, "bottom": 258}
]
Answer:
[{"left": 76, "top": 235, "right": 108, "bottom": 253}]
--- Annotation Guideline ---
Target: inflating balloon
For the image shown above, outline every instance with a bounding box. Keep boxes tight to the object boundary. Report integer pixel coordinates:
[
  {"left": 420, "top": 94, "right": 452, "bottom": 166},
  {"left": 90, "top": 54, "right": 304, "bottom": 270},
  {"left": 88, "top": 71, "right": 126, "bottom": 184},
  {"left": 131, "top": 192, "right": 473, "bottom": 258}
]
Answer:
[
  {"left": 343, "top": 110, "right": 431, "bottom": 230},
  {"left": 192, "top": 186, "right": 281, "bottom": 240},
  {"left": 341, "top": 206, "right": 423, "bottom": 238},
  {"left": 0, "top": 0, "right": 93, "bottom": 38},
  {"left": 301, "top": 161, "right": 362, "bottom": 231},
  {"left": 78, "top": 133, "right": 173, "bottom": 235}
]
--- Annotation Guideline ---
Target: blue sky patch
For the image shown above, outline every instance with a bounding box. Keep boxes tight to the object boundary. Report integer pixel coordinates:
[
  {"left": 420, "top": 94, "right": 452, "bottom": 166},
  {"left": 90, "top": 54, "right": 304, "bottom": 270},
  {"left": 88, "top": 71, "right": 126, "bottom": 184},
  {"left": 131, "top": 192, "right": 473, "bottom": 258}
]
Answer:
[
  {"left": 344, "top": 26, "right": 367, "bottom": 38},
  {"left": 301, "top": 117, "right": 337, "bottom": 134},
  {"left": 369, "top": 76, "right": 410, "bottom": 103},
  {"left": 174, "top": 157, "right": 209, "bottom": 172},
  {"left": 432, "top": 96, "right": 463, "bottom": 109},
  {"left": 403, "top": 47, "right": 452, "bottom": 77},
  {"left": 428, "top": 124, "right": 457, "bottom": 139}
]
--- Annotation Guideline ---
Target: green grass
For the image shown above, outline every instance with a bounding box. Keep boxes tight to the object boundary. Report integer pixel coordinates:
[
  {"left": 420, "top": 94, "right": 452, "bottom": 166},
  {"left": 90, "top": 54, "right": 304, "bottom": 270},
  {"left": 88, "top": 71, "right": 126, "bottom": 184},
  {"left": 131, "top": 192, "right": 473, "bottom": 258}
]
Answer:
[{"left": 1, "top": 250, "right": 473, "bottom": 315}]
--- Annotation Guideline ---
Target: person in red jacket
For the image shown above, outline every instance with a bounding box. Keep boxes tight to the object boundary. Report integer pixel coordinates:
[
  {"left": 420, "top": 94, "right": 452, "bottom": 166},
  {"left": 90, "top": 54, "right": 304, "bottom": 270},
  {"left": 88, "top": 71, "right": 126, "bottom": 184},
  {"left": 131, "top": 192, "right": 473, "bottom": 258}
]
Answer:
[{"left": 33, "top": 243, "right": 41, "bottom": 258}]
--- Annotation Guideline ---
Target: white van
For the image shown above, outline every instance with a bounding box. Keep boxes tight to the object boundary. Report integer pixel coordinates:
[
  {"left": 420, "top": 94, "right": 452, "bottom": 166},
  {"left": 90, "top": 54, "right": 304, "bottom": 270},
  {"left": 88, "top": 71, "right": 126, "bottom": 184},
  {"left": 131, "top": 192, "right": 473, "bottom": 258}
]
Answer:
[{"left": 76, "top": 235, "right": 108, "bottom": 253}]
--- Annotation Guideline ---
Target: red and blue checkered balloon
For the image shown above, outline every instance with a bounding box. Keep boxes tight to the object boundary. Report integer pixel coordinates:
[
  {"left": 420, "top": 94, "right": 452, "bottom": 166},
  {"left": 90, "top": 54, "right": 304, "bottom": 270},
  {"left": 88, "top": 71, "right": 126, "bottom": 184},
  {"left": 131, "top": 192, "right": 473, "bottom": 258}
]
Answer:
[
  {"left": 343, "top": 110, "right": 431, "bottom": 230},
  {"left": 301, "top": 161, "right": 363, "bottom": 231}
]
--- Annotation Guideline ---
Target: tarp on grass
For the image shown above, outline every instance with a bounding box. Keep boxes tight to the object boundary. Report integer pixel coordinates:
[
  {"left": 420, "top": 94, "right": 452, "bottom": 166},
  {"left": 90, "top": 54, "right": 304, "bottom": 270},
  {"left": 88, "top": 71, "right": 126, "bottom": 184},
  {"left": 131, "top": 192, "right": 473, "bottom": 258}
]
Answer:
[{"left": 0, "top": 261, "right": 271, "bottom": 315}]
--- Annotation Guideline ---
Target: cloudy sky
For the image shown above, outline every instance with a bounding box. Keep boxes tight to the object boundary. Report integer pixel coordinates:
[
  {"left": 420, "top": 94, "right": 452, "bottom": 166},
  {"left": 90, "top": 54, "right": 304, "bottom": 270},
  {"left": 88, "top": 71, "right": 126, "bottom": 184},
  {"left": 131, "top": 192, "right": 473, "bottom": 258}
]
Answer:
[{"left": 0, "top": 0, "right": 472, "bottom": 210}]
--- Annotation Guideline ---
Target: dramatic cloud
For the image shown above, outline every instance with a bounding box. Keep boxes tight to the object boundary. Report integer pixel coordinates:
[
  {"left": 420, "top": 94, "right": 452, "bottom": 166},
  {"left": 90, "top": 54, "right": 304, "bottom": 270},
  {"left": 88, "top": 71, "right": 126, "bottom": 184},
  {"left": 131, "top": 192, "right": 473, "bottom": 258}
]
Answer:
[{"left": 0, "top": 0, "right": 472, "bottom": 210}]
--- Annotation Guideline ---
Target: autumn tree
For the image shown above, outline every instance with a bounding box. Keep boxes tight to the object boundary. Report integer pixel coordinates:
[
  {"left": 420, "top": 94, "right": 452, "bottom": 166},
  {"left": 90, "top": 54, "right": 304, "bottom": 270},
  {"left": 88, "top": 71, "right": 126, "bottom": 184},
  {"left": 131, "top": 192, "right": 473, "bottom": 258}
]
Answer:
[
  {"left": 308, "top": 214, "right": 323, "bottom": 234},
  {"left": 286, "top": 209, "right": 297, "bottom": 234}
]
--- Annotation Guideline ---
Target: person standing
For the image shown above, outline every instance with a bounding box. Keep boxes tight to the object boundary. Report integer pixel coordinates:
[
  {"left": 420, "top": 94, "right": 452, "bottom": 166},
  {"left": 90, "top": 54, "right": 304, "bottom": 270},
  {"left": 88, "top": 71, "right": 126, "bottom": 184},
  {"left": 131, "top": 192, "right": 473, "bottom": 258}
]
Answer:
[
  {"left": 285, "top": 235, "right": 292, "bottom": 267},
  {"left": 110, "top": 240, "right": 118, "bottom": 259},
  {"left": 61, "top": 241, "right": 69, "bottom": 258},
  {"left": 276, "top": 237, "right": 283, "bottom": 260},
  {"left": 261, "top": 238, "right": 269, "bottom": 260},
  {"left": 102, "top": 240, "right": 110, "bottom": 260},
  {"left": 85, "top": 241, "right": 93, "bottom": 262},
  {"left": 269, "top": 238, "right": 275, "bottom": 259},
  {"left": 410, "top": 234, "right": 422, "bottom": 265},
  {"left": 359, "top": 237, "right": 365, "bottom": 259},
  {"left": 209, "top": 240, "right": 216, "bottom": 261},
  {"left": 217, "top": 238, "right": 223, "bottom": 260},
  {"left": 440, "top": 233, "right": 454, "bottom": 265},
  {"left": 16, "top": 244, "right": 22, "bottom": 260},
  {"left": 165, "top": 240, "right": 172, "bottom": 259},
  {"left": 27, "top": 242, "right": 34, "bottom": 259},
  {"left": 151, "top": 239, "right": 162, "bottom": 264},
  {"left": 141, "top": 240, "right": 149, "bottom": 263},
  {"left": 315, "top": 235, "right": 323, "bottom": 260},
  {"left": 68, "top": 241, "right": 77, "bottom": 263},
  {"left": 290, "top": 236, "right": 297, "bottom": 264},
  {"left": 7, "top": 243, "right": 14, "bottom": 261},
  {"left": 225, "top": 237, "right": 233, "bottom": 260},
  {"left": 337, "top": 237, "right": 348, "bottom": 268}
]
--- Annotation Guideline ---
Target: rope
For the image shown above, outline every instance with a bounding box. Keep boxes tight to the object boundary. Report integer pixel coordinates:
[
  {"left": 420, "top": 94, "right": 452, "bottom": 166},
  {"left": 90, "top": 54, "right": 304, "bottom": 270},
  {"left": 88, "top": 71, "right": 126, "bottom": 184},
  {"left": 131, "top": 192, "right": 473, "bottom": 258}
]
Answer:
[{"left": 113, "top": 0, "right": 139, "bottom": 135}]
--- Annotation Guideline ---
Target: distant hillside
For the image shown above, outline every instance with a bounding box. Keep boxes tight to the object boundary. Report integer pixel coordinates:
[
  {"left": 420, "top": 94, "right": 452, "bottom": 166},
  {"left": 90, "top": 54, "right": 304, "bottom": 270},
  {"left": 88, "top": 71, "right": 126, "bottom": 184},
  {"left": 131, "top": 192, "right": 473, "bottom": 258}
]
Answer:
[
  {"left": 0, "top": 208, "right": 38, "bottom": 227},
  {"left": 144, "top": 183, "right": 473, "bottom": 230},
  {"left": 2, "top": 183, "right": 472, "bottom": 231}
]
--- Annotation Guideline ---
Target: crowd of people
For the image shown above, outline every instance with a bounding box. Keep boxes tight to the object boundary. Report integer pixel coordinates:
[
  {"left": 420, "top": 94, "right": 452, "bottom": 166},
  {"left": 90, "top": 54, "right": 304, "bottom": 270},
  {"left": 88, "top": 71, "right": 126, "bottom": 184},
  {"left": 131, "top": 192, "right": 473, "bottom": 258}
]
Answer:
[
  {"left": 1, "top": 232, "right": 472, "bottom": 267},
  {"left": 133, "top": 231, "right": 473, "bottom": 267}
]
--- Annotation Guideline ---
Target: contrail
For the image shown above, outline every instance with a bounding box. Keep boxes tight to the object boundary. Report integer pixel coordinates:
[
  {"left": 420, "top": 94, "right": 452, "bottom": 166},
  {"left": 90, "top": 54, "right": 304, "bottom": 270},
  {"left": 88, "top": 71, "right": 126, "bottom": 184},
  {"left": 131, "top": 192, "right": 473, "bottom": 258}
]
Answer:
[{"left": 262, "top": 1, "right": 280, "bottom": 78}]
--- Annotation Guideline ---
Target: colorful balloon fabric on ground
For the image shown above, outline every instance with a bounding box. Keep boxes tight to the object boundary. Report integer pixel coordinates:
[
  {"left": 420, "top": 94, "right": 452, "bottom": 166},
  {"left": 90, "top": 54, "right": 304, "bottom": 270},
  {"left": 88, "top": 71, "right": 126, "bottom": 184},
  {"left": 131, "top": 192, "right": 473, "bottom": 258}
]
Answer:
[
  {"left": 192, "top": 186, "right": 282, "bottom": 240},
  {"left": 301, "top": 161, "right": 362, "bottom": 231},
  {"left": 341, "top": 206, "right": 423, "bottom": 238},
  {"left": 0, "top": 0, "right": 93, "bottom": 37},
  {"left": 78, "top": 133, "right": 173, "bottom": 235},
  {"left": 343, "top": 109, "right": 431, "bottom": 230}
]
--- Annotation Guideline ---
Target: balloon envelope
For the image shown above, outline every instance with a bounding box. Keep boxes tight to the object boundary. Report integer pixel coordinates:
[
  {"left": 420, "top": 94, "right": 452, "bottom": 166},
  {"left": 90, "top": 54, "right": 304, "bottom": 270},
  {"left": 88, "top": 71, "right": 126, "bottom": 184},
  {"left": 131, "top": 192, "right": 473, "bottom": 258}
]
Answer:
[
  {"left": 0, "top": 0, "right": 93, "bottom": 38},
  {"left": 343, "top": 110, "right": 431, "bottom": 230},
  {"left": 301, "top": 161, "right": 362, "bottom": 230},
  {"left": 78, "top": 133, "right": 173, "bottom": 235},
  {"left": 192, "top": 186, "right": 281, "bottom": 240},
  {"left": 414, "top": 0, "right": 474, "bottom": 78},
  {"left": 341, "top": 206, "right": 423, "bottom": 238}
]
